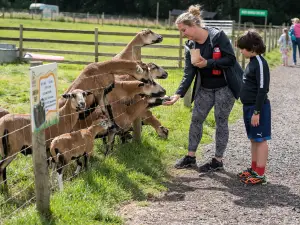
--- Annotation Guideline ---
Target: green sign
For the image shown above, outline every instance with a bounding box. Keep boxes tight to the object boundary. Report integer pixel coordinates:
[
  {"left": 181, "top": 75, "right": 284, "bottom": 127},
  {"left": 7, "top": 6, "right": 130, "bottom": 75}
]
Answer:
[{"left": 239, "top": 8, "right": 268, "bottom": 17}]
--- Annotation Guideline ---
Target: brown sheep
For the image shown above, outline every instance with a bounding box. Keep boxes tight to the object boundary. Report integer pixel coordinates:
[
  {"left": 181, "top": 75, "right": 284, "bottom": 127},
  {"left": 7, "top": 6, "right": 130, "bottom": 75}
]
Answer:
[
  {"left": 50, "top": 115, "right": 110, "bottom": 191},
  {"left": 114, "top": 29, "right": 163, "bottom": 60},
  {"left": 113, "top": 30, "right": 169, "bottom": 139},
  {"left": 0, "top": 89, "right": 92, "bottom": 188}
]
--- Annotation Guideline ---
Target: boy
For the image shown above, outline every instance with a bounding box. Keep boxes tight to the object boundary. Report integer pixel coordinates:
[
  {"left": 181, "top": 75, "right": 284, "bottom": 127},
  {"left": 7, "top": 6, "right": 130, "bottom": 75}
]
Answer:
[{"left": 237, "top": 30, "right": 271, "bottom": 185}]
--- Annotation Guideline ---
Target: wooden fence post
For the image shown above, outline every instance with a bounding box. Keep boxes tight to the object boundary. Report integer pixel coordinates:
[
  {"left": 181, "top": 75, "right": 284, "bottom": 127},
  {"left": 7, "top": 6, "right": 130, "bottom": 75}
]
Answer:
[
  {"left": 94, "top": 28, "right": 98, "bottom": 62},
  {"left": 101, "top": 12, "right": 104, "bottom": 26},
  {"left": 19, "top": 24, "right": 23, "bottom": 61},
  {"left": 30, "top": 61, "right": 50, "bottom": 217},
  {"left": 268, "top": 23, "right": 272, "bottom": 52},
  {"left": 132, "top": 46, "right": 142, "bottom": 141},
  {"left": 178, "top": 31, "right": 183, "bottom": 68},
  {"left": 241, "top": 23, "right": 246, "bottom": 69},
  {"left": 275, "top": 27, "right": 278, "bottom": 48},
  {"left": 183, "top": 87, "right": 192, "bottom": 108},
  {"left": 231, "top": 21, "right": 235, "bottom": 49},
  {"left": 73, "top": 13, "right": 75, "bottom": 23},
  {"left": 97, "top": 14, "right": 99, "bottom": 24}
]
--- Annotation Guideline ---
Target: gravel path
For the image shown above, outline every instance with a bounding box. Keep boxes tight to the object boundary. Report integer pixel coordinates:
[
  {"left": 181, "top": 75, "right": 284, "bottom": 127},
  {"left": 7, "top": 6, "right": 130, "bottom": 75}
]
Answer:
[{"left": 119, "top": 63, "right": 300, "bottom": 225}]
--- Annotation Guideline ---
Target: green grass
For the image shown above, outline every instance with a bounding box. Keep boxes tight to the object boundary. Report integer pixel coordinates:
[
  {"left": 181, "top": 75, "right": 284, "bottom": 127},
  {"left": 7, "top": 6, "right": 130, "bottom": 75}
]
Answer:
[{"left": 0, "top": 18, "right": 283, "bottom": 225}]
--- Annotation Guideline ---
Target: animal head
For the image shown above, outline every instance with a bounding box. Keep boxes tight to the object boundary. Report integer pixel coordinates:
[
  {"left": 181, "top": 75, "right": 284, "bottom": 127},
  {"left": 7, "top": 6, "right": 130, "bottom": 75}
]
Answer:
[
  {"left": 147, "top": 63, "right": 168, "bottom": 79},
  {"left": 61, "top": 89, "right": 93, "bottom": 111},
  {"left": 139, "top": 29, "right": 163, "bottom": 46},
  {"left": 134, "top": 61, "right": 155, "bottom": 84},
  {"left": 92, "top": 114, "right": 111, "bottom": 130},
  {"left": 138, "top": 80, "right": 166, "bottom": 97}
]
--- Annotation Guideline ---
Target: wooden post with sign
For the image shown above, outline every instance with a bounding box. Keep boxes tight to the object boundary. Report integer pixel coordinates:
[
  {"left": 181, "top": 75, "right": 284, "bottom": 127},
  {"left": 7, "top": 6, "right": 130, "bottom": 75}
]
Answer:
[
  {"left": 30, "top": 61, "right": 50, "bottom": 216},
  {"left": 238, "top": 8, "right": 268, "bottom": 55}
]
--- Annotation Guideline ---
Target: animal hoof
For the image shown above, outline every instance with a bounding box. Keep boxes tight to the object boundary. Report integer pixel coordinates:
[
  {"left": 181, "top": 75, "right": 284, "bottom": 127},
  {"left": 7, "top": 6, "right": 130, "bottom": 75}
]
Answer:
[{"left": 157, "top": 126, "right": 168, "bottom": 139}]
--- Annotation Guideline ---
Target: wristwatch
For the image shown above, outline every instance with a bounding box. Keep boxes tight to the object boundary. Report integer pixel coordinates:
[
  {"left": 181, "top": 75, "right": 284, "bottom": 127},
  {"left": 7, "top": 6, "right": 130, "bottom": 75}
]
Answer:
[{"left": 253, "top": 110, "right": 260, "bottom": 115}]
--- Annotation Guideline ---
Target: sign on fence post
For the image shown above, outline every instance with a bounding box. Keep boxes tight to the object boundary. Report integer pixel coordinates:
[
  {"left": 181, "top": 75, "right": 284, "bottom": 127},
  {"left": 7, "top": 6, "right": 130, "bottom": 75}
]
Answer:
[
  {"left": 30, "top": 63, "right": 59, "bottom": 132},
  {"left": 30, "top": 62, "right": 58, "bottom": 216}
]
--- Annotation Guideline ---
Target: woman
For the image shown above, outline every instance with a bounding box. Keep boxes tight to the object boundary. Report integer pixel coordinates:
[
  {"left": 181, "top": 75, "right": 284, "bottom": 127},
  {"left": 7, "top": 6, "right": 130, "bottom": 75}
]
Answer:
[
  {"left": 164, "top": 4, "right": 242, "bottom": 172},
  {"left": 290, "top": 18, "right": 300, "bottom": 65}
]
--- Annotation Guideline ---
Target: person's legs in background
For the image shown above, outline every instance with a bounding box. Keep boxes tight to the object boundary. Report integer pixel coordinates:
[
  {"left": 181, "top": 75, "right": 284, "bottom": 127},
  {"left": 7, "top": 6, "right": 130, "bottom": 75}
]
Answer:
[
  {"left": 297, "top": 38, "right": 300, "bottom": 60},
  {"left": 292, "top": 40, "right": 297, "bottom": 65}
]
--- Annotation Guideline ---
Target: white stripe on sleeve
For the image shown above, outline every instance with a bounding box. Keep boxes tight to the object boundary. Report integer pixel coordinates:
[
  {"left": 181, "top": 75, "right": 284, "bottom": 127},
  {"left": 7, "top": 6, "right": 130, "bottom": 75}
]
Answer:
[{"left": 256, "top": 55, "right": 264, "bottom": 88}]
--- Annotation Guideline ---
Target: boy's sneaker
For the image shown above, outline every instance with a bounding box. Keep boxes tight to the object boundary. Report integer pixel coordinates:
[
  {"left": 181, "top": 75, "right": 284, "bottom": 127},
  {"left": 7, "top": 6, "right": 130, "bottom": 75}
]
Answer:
[
  {"left": 198, "top": 158, "right": 224, "bottom": 172},
  {"left": 237, "top": 168, "right": 256, "bottom": 179},
  {"left": 240, "top": 173, "right": 267, "bottom": 185},
  {"left": 174, "top": 155, "right": 196, "bottom": 169}
]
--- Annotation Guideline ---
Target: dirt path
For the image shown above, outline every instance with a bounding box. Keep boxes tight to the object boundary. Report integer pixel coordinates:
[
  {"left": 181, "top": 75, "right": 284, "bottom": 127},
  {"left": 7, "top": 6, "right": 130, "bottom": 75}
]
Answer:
[{"left": 119, "top": 64, "right": 300, "bottom": 225}]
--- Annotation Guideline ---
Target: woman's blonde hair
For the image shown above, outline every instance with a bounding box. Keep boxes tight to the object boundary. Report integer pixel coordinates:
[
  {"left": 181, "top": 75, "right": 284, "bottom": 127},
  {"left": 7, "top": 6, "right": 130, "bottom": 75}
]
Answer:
[{"left": 175, "top": 5, "right": 203, "bottom": 27}]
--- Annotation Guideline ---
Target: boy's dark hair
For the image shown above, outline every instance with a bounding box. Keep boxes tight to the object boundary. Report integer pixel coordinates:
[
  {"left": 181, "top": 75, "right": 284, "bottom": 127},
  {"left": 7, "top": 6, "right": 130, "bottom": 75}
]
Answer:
[{"left": 237, "top": 30, "right": 266, "bottom": 54}]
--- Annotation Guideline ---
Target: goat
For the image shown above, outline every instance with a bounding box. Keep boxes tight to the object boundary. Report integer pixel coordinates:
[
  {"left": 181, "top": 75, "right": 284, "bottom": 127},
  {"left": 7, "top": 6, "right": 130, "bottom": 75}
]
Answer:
[
  {"left": 0, "top": 108, "right": 9, "bottom": 119},
  {"left": 114, "top": 29, "right": 163, "bottom": 60},
  {"left": 0, "top": 89, "right": 92, "bottom": 188},
  {"left": 50, "top": 115, "right": 110, "bottom": 191}
]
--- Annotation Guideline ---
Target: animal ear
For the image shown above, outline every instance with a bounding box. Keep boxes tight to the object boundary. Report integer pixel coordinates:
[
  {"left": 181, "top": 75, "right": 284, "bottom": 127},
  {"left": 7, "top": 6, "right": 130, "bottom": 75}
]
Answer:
[
  {"left": 138, "top": 83, "right": 145, "bottom": 87},
  {"left": 136, "top": 65, "right": 144, "bottom": 74},
  {"left": 62, "top": 93, "right": 71, "bottom": 99},
  {"left": 86, "top": 90, "right": 93, "bottom": 96}
]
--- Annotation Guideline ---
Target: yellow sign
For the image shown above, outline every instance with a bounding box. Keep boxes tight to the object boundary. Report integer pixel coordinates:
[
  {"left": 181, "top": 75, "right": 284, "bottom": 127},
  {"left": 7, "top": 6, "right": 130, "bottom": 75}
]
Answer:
[{"left": 30, "top": 63, "right": 59, "bottom": 133}]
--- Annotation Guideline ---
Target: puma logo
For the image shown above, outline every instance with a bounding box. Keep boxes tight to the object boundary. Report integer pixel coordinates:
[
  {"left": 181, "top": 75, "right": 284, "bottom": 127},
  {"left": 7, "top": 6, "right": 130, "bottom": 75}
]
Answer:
[{"left": 257, "top": 133, "right": 262, "bottom": 137}]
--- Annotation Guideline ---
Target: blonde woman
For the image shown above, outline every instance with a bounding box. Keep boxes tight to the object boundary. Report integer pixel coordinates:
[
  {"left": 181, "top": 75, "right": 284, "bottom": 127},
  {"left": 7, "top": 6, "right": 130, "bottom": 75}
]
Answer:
[{"left": 164, "top": 5, "right": 242, "bottom": 171}]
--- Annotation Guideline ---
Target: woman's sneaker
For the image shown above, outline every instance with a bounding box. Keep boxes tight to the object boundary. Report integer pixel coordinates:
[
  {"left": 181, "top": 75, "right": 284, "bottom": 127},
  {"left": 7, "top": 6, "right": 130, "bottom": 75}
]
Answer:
[
  {"left": 238, "top": 168, "right": 255, "bottom": 179},
  {"left": 198, "top": 158, "right": 224, "bottom": 172},
  {"left": 240, "top": 173, "right": 267, "bottom": 185},
  {"left": 174, "top": 155, "right": 196, "bottom": 169}
]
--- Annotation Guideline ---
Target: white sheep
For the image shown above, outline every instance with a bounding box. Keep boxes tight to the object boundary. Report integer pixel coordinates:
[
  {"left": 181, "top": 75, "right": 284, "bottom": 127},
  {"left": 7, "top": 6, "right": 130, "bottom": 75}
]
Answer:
[
  {"left": 0, "top": 89, "right": 92, "bottom": 188},
  {"left": 50, "top": 115, "right": 110, "bottom": 191}
]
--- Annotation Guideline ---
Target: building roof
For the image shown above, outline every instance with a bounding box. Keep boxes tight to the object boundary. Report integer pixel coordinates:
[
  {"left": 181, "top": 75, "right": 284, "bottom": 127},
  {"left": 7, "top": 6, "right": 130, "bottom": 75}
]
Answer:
[{"left": 170, "top": 9, "right": 217, "bottom": 19}]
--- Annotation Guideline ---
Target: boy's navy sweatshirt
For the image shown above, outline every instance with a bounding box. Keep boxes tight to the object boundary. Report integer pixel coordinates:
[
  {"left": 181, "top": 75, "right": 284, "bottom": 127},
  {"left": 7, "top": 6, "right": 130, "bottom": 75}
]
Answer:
[{"left": 240, "top": 55, "right": 270, "bottom": 112}]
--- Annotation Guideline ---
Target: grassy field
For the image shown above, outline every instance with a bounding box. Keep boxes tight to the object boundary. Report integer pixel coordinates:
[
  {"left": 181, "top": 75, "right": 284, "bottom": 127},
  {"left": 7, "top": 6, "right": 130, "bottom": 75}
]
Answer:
[{"left": 0, "top": 18, "right": 283, "bottom": 224}]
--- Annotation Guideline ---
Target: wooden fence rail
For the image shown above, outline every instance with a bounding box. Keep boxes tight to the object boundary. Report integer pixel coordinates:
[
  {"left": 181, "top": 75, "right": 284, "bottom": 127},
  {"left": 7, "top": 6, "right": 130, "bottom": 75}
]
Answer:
[{"left": 0, "top": 25, "right": 184, "bottom": 68}]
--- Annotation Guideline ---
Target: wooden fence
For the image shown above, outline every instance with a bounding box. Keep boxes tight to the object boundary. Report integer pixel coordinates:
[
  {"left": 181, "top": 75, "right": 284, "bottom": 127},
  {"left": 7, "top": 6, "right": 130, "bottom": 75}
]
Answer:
[
  {"left": 0, "top": 25, "right": 183, "bottom": 69},
  {"left": 0, "top": 23, "right": 284, "bottom": 70}
]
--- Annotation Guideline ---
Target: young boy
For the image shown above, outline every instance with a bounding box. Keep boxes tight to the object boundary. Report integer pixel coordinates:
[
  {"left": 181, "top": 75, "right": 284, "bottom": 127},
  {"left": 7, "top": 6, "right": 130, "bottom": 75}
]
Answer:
[{"left": 237, "top": 30, "right": 271, "bottom": 185}]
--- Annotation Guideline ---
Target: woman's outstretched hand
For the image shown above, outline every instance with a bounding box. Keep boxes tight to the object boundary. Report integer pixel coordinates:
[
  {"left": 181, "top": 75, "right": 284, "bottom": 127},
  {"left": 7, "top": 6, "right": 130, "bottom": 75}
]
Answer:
[{"left": 163, "top": 94, "right": 180, "bottom": 106}]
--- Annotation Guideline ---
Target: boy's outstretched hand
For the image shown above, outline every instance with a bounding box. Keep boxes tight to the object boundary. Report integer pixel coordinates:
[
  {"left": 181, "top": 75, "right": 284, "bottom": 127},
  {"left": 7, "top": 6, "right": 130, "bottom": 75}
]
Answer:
[
  {"left": 251, "top": 114, "right": 260, "bottom": 127},
  {"left": 163, "top": 94, "right": 180, "bottom": 106}
]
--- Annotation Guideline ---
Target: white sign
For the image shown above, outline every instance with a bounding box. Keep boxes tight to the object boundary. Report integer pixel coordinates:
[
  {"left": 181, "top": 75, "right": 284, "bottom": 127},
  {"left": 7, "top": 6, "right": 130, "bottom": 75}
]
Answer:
[{"left": 30, "top": 63, "right": 59, "bottom": 132}]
